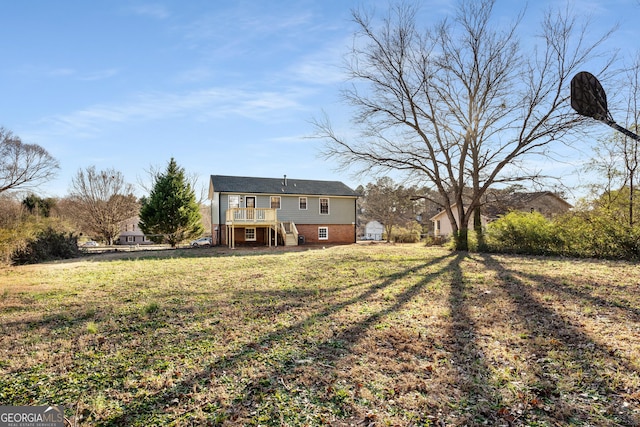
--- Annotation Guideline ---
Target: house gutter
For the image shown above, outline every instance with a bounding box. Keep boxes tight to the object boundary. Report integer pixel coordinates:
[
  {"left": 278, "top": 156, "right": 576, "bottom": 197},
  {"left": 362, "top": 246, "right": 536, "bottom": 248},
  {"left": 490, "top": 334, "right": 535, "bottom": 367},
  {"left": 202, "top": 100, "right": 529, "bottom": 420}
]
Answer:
[
  {"left": 217, "top": 193, "right": 223, "bottom": 246},
  {"left": 354, "top": 196, "right": 358, "bottom": 243}
]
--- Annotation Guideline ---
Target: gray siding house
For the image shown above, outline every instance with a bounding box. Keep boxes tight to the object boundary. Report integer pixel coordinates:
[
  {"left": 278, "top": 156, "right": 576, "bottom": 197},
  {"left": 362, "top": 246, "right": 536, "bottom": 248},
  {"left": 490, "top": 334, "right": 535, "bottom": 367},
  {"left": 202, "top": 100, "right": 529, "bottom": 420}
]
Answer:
[
  {"left": 116, "top": 216, "right": 152, "bottom": 245},
  {"left": 208, "top": 175, "right": 359, "bottom": 247}
]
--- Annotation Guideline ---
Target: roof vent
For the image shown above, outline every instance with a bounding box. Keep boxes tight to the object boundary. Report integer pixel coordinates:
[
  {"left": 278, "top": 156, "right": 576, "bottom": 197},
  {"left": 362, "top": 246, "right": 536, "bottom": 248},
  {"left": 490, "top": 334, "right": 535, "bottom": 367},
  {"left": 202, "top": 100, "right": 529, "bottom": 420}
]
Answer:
[{"left": 284, "top": 174, "right": 288, "bottom": 186}]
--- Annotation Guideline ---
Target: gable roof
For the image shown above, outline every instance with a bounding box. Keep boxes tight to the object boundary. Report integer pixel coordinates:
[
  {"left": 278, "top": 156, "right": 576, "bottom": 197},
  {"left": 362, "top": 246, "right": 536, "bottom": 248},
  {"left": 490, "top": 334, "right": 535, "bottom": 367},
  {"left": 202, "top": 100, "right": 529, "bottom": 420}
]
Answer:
[
  {"left": 430, "top": 192, "right": 572, "bottom": 221},
  {"left": 484, "top": 191, "right": 572, "bottom": 218},
  {"left": 210, "top": 175, "right": 359, "bottom": 197},
  {"left": 504, "top": 191, "right": 571, "bottom": 207}
]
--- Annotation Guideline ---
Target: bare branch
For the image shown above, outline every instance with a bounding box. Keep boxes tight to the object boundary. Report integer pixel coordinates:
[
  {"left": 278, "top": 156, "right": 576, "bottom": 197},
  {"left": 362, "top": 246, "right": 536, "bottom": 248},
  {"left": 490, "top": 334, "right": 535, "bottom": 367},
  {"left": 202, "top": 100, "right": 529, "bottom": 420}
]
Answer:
[
  {"left": 69, "top": 166, "right": 139, "bottom": 245},
  {"left": 0, "top": 127, "right": 59, "bottom": 194}
]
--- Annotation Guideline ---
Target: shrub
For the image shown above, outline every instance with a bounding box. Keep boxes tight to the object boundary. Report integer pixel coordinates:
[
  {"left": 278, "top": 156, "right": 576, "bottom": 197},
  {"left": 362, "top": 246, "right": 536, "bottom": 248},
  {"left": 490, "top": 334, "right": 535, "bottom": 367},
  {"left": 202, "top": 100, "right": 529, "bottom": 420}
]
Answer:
[
  {"left": 11, "top": 227, "right": 80, "bottom": 265},
  {"left": 553, "top": 209, "right": 640, "bottom": 260},
  {"left": 485, "top": 211, "right": 560, "bottom": 255},
  {"left": 423, "top": 235, "right": 448, "bottom": 246},
  {"left": 485, "top": 208, "right": 640, "bottom": 260},
  {"left": 390, "top": 223, "right": 422, "bottom": 243}
]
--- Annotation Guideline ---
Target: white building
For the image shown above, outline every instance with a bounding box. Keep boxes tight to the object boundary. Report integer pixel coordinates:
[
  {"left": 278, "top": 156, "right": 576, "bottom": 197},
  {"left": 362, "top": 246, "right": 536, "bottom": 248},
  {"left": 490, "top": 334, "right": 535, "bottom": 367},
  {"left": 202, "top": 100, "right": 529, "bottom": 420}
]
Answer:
[{"left": 364, "top": 220, "right": 384, "bottom": 241}]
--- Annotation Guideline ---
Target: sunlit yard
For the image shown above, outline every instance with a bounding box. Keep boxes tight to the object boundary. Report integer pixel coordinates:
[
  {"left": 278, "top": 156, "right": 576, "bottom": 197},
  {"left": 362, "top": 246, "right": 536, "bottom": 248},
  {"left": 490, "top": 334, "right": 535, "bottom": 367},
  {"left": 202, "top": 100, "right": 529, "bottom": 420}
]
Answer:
[{"left": 1, "top": 244, "right": 638, "bottom": 426}]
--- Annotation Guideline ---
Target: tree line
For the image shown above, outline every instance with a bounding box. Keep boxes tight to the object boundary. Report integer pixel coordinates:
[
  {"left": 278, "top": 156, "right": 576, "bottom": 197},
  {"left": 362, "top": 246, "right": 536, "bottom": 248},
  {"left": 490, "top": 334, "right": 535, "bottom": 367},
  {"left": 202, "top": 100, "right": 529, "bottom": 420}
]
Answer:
[
  {"left": 0, "top": 145, "right": 204, "bottom": 264},
  {"left": 358, "top": 176, "right": 640, "bottom": 260}
]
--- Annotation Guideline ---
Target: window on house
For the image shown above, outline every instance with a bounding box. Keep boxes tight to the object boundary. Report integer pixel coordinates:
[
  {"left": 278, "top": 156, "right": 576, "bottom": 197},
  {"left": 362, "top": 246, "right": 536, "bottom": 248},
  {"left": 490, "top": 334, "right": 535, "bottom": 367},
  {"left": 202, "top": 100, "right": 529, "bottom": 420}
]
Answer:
[
  {"left": 318, "top": 227, "right": 328, "bottom": 240},
  {"left": 126, "top": 235, "right": 134, "bottom": 243},
  {"left": 320, "top": 198, "right": 329, "bottom": 215},
  {"left": 270, "top": 196, "right": 281, "bottom": 209},
  {"left": 245, "top": 228, "right": 256, "bottom": 241},
  {"left": 299, "top": 197, "right": 307, "bottom": 210},
  {"left": 229, "top": 195, "right": 240, "bottom": 209}
]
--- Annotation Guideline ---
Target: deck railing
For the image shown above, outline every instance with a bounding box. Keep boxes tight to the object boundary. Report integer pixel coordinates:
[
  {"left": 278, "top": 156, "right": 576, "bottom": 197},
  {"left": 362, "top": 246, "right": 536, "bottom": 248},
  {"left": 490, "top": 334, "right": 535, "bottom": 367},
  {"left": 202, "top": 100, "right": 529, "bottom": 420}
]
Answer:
[{"left": 226, "top": 208, "right": 277, "bottom": 224}]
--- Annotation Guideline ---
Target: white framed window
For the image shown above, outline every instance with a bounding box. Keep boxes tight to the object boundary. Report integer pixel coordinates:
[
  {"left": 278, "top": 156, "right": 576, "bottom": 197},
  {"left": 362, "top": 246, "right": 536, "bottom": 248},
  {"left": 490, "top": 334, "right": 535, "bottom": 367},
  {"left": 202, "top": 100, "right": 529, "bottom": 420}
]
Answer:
[
  {"left": 270, "top": 196, "right": 281, "bottom": 209},
  {"left": 299, "top": 197, "right": 307, "bottom": 210},
  {"left": 318, "top": 227, "right": 328, "bottom": 240},
  {"left": 245, "top": 228, "right": 256, "bottom": 241},
  {"left": 319, "top": 198, "right": 329, "bottom": 215},
  {"left": 126, "top": 235, "right": 134, "bottom": 243},
  {"left": 229, "top": 195, "right": 240, "bottom": 209}
]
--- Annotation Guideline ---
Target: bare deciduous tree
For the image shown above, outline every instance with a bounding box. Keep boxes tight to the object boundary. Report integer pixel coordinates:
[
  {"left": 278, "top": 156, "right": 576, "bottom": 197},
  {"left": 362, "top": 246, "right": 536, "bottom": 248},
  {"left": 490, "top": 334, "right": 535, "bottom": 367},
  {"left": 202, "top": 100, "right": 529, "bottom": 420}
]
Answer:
[
  {"left": 586, "top": 53, "right": 640, "bottom": 226},
  {"left": 361, "top": 177, "right": 416, "bottom": 242},
  {"left": 0, "top": 127, "right": 59, "bottom": 194},
  {"left": 620, "top": 54, "right": 640, "bottom": 225},
  {"left": 315, "top": 0, "right": 614, "bottom": 250},
  {"left": 69, "top": 167, "right": 139, "bottom": 245}
]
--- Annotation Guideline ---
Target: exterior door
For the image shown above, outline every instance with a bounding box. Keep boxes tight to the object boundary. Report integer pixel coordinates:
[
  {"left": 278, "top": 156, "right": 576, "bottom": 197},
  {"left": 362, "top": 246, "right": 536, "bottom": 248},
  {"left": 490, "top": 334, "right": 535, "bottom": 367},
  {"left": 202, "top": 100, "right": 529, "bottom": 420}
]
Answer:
[{"left": 246, "top": 196, "right": 256, "bottom": 220}]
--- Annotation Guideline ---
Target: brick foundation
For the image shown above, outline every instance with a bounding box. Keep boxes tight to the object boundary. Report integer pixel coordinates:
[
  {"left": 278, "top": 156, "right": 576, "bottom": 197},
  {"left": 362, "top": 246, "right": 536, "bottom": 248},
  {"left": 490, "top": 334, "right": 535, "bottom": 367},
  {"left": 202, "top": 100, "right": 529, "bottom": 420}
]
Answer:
[
  {"left": 296, "top": 224, "right": 355, "bottom": 244},
  {"left": 215, "top": 224, "right": 356, "bottom": 246}
]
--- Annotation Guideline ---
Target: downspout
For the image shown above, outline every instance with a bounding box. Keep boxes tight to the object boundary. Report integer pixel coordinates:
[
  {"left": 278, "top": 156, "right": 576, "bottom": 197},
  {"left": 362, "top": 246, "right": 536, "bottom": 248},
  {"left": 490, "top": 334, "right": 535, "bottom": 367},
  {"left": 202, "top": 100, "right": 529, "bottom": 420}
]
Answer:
[
  {"left": 354, "top": 196, "right": 358, "bottom": 243},
  {"left": 218, "top": 193, "right": 223, "bottom": 246},
  {"left": 210, "top": 196, "right": 215, "bottom": 245}
]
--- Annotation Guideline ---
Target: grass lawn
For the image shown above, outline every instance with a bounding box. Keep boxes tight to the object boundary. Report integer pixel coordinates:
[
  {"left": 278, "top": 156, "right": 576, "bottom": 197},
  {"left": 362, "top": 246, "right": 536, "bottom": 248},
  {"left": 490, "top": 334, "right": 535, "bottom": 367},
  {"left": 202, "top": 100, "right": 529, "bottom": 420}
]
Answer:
[{"left": 0, "top": 243, "right": 639, "bottom": 426}]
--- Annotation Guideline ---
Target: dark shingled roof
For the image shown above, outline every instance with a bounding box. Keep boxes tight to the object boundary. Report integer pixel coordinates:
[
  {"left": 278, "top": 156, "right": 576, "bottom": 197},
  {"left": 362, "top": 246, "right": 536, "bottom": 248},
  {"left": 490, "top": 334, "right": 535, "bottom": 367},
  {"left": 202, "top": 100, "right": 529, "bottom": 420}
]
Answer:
[{"left": 210, "top": 175, "right": 359, "bottom": 197}]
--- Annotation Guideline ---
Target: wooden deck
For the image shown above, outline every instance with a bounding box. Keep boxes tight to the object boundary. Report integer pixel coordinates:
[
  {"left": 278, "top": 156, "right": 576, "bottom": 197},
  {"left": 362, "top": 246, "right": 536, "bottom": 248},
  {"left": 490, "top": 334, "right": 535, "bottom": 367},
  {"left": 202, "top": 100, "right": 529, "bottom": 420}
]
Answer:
[
  {"left": 225, "top": 208, "right": 278, "bottom": 226},
  {"left": 224, "top": 209, "right": 299, "bottom": 248},
  {"left": 225, "top": 208, "right": 278, "bottom": 248}
]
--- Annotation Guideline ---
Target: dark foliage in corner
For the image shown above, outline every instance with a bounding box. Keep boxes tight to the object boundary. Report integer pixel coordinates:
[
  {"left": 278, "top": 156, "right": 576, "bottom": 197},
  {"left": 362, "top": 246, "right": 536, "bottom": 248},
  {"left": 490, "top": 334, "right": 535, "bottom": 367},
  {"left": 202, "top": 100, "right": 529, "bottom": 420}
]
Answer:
[{"left": 11, "top": 228, "right": 81, "bottom": 265}]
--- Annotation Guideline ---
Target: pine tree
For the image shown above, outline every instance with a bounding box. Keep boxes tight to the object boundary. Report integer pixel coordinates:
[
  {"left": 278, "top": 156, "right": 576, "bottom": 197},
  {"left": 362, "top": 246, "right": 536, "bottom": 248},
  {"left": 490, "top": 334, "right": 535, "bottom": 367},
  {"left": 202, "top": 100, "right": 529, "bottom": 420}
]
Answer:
[{"left": 139, "top": 158, "right": 204, "bottom": 247}]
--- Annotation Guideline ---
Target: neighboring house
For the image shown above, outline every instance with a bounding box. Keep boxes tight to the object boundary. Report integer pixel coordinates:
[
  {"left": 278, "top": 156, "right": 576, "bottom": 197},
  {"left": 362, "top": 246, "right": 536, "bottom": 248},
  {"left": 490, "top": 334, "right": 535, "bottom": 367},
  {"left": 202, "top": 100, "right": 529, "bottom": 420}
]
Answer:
[
  {"left": 430, "top": 204, "right": 489, "bottom": 238},
  {"left": 117, "top": 216, "right": 152, "bottom": 245},
  {"left": 363, "top": 220, "right": 384, "bottom": 241},
  {"left": 484, "top": 191, "right": 573, "bottom": 220},
  {"left": 430, "top": 192, "right": 572, "bottom": 238},
  {"left": 209, "top": 175, "right": 360, "bottom": 248}
]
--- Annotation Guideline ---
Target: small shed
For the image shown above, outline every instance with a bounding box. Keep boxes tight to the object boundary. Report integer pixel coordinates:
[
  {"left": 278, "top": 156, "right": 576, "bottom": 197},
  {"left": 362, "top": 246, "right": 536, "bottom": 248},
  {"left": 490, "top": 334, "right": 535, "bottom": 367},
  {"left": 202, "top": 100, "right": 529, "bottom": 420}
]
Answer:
[{"left": 364, "top": 220, "right": 384, "bottom": 241}]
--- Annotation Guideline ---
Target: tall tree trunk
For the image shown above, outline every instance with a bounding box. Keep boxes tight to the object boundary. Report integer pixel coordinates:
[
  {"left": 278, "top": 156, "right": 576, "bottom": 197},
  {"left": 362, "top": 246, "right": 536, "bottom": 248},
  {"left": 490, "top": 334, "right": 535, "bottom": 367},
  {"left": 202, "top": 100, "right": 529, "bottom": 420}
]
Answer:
[
  {"left": 455, "top": 226, "right": 469, "bottom": 251},
  {"left": 474, "top": 207, "right": 485, "bottom": 251},
  {"left": 630, "top": 174, "right": 634, "bottom": 227},
  {"left": 453, "top": 203, "right": 469, "bottom": 251}
]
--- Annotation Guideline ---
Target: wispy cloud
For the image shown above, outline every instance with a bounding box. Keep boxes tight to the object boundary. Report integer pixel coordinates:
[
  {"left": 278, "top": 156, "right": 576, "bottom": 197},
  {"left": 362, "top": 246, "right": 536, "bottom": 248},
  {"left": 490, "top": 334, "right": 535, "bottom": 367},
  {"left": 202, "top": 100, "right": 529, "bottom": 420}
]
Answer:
[
  {"left": 38, "top": 85, "right": 310, "bottom": 138},
  {"left": 46, "top": 68, "right": 76, "bottom": 77},
  {"left": 40, "top": 66, "right": 119, "bottom": 81},
  {"left": 286, "top": 42, "right": 349, "bottom": 86},
  {"left": 128, "top": 4, "right": 170, "bottom": 20},
  {"left": 79, "top": 68, "right": 120, "bottom": 81}
]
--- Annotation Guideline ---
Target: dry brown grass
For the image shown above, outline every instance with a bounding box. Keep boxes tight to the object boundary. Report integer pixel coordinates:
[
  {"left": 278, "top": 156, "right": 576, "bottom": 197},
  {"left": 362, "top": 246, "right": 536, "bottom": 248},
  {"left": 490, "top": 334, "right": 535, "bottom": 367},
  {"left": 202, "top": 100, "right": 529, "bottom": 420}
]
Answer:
[{"left": 0, "top": 243, "right": 638, "bottom": 426}]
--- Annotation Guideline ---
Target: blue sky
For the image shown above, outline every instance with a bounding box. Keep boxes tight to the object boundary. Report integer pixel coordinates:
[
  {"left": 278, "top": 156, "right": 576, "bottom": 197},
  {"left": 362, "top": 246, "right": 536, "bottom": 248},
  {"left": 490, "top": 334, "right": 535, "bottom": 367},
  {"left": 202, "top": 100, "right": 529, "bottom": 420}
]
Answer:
[{"left": 2, "top": 0, "right": 639, "bottom": 200}]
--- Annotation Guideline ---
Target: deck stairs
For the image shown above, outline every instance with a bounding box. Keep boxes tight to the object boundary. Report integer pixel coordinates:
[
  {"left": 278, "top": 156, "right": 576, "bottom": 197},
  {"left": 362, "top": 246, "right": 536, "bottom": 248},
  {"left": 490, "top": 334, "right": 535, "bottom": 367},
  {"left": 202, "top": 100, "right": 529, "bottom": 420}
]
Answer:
[{"left": 279, "top": 221, "right": 299, "bottom": 246}]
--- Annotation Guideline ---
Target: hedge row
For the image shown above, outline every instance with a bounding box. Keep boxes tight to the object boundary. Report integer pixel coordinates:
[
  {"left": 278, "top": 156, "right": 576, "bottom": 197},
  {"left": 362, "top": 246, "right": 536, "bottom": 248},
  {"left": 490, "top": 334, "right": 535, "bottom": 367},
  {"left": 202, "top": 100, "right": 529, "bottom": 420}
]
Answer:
[{"left": 485, "top": 210, "right": 640, "bottom": 260}]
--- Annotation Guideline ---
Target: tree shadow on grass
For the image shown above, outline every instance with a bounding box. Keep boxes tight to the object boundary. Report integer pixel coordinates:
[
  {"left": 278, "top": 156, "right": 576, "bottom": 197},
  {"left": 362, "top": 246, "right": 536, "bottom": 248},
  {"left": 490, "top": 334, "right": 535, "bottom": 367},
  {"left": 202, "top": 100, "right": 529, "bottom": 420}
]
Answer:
[
  {"left": 101, "top": 253, "right": 455, "bottom": 426},
  {"left": 442, "top": 253, "right": 511, "bottom": 425},
  {"left": 480, "top": 254, "right": 639, "bottom": 426},
  {"left": 517, "top": 267, "right": 640, "bottom": 324}
]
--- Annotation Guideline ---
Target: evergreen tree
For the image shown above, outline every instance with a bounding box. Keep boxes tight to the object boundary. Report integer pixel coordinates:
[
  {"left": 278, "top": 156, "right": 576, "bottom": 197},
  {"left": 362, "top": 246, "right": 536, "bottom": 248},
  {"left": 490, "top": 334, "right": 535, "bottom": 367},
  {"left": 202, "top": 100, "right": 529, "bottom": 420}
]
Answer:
[
  {"left": 139, "top": 158, "right": 204, "bottom": 247},
  {"left": 22, "top": 194, "right": 55, "bottom": 217}
]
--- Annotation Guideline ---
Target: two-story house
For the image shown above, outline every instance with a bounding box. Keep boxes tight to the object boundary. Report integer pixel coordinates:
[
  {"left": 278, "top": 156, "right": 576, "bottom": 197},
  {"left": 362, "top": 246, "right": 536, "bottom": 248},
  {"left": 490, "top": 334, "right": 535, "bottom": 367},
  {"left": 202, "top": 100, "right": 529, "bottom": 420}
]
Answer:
[
  {"left": 208, "top": 175, "right": 359, "bottom": 248},
  {"left": 117, "top": 216, "right": 152, "bottom": 245}
]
